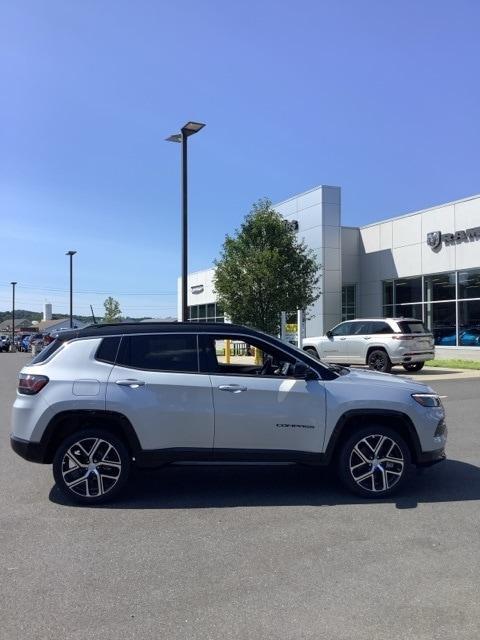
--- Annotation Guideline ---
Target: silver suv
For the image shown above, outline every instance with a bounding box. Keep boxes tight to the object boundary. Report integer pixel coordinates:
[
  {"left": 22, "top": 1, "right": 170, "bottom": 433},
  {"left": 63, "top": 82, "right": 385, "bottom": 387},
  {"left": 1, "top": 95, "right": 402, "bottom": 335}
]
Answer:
[
  {"left": 10, "top": 322, "right": 446, "bottom": 504},
  {"left": 302, "top": 318, "right": 435, "bottom": 373}
]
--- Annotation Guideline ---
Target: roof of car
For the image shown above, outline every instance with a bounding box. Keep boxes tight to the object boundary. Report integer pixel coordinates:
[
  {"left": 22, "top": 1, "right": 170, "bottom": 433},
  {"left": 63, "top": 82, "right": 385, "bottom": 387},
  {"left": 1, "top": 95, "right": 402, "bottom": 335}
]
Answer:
[
  {"left": 342, "top": 318, "right": 421, "bottom": 322},
  {"left": 53, "top": 322, "right": 263, "bottom": 341}
]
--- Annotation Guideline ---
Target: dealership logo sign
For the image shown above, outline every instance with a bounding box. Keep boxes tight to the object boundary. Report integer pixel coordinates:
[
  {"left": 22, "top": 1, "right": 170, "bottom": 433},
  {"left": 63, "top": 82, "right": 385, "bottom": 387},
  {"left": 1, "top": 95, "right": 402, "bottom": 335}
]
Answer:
[{"left": 427, "top": 226, "right": 480, "bottom": 250}]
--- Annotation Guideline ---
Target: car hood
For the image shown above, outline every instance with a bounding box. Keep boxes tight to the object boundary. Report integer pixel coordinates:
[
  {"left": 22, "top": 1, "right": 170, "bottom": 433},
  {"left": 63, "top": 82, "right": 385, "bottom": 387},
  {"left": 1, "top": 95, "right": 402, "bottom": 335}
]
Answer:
[{"left": 339, "top": 367, "right": 434, "bottom": 393}]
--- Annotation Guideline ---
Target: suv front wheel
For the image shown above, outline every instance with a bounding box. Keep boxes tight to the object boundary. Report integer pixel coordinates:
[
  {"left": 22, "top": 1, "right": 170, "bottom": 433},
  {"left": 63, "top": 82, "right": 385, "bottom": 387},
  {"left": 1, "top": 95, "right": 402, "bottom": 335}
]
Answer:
[
  {"left": 338, "top": 426, "right": 411, "bottom": 498},
  {"left": 53, "top": 428, "right": 130, "bottom": 504}
]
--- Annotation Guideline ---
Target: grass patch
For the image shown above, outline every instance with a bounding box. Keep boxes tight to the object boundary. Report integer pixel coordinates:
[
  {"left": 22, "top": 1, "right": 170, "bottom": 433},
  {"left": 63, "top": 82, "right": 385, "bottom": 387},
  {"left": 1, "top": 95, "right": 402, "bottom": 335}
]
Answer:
[{"left": 426, "top": 359, "right": 480, "bottom": 370}]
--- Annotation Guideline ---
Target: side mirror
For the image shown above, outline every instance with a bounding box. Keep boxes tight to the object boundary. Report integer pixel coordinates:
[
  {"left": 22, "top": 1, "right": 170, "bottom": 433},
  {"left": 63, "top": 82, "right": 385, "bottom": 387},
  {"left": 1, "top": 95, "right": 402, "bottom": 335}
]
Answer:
[
  {"left": 326, "top": 330, "right": 333, "bottom": 339},
  {"left": 293, "top": 362, "right": 318, "bottom": 380}
]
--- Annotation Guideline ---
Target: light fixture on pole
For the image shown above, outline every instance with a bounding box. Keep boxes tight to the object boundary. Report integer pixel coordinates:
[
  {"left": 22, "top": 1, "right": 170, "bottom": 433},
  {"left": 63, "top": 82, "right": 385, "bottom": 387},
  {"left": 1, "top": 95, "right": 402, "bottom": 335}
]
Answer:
[
  {"left": 166, "top": 121, "right": 206, "bottom": 322},
  {"left": 11, "top": 281, "right": 17, "bottom": 351},
  {"left": 65, "top": 251, "right": 77, "bottom": 328}
]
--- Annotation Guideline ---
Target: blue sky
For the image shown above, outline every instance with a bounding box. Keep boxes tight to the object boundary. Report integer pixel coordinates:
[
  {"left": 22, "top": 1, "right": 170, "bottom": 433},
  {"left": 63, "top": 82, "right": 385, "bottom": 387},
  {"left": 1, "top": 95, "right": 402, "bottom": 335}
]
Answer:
[{"left": 1, "top": 0, "right": 479, "bottom": 317}]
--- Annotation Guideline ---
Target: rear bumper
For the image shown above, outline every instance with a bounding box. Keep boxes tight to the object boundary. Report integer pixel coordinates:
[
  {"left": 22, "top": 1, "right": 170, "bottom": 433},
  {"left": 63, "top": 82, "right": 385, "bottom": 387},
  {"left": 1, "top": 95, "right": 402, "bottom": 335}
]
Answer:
[
  {"left": 416, "top": 447, "right": 446, "bottom": 467},
  {"left": 10, "top": 435, "right": 46, "bottom": 463},
  {"left": 391, "top": 351, "right": 435, "bottom": 364}
]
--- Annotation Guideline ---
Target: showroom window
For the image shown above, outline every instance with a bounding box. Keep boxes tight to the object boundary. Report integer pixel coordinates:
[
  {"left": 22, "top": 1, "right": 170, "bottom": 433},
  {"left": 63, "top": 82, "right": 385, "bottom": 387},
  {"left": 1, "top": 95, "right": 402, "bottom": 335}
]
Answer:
[
  {"left": 188, "top": 303, "right": 225, "bottom": 323},
  {"left": 383, "top": 269, "right": 480, "bottom": 347},
  {"left": 342, "top": 285, "right": 357, "bottom": 321}
]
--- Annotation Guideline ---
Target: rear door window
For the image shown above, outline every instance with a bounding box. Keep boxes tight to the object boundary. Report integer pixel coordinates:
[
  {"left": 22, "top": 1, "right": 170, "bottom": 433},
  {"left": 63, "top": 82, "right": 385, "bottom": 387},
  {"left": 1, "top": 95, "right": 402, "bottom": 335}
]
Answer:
[
  {"left": 116, "top": 334, "right": 199, "bottom": 372},
  {"left": 369, "top": 321, "right": 393, "bottom": 334},
  {"left": 397, "top": 321, "right": 428, "bottom": 334},
  {"left": 95, "top": 337, "right": 121, "bottom": 364}
]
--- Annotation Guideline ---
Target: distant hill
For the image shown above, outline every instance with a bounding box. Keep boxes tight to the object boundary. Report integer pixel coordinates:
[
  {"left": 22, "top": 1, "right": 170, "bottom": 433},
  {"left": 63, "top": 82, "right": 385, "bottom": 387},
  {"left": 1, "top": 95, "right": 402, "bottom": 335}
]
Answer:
[{"left": 0, "top": 310, "right": 151, "bottom": 324}]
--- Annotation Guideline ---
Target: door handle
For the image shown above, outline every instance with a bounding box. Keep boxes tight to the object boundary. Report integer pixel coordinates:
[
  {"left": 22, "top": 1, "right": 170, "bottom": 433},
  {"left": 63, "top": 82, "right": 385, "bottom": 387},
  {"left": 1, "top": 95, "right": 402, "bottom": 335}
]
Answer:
[
  {"left": 115, "top": 379, "right": 146, "bottom": 388},
  {"left": 363, "top": 337, "right": 371, "bottom": 340},
  {"left": 218, "top": 384, "right": 247, "bottom": 393},
  {"left": 339, "top": 337, "right": 347, "bottom": 340}
]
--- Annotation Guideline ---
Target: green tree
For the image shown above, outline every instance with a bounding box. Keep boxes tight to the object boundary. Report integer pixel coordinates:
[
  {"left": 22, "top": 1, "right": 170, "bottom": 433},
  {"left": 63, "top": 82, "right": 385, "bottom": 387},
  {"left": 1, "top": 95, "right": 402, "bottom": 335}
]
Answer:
[
  {"left": 214, "top": 198, "right": 320, "bottom": 335},
  {"left": 103, "top": 297, "right": 122, "bottom": 323}
]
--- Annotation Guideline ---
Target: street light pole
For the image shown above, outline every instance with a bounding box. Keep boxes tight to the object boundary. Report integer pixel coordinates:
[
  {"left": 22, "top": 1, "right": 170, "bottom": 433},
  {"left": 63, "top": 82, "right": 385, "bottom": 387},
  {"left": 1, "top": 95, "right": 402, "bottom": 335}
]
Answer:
[
  {"left": 66, "top": 251, "right": 77, "bottom": 328},
  {"left": 166, "top": 121, "right": 205, "bottom": 322},
  {"left": 11, "top": 281, "right": 17, "bottom": 351}
]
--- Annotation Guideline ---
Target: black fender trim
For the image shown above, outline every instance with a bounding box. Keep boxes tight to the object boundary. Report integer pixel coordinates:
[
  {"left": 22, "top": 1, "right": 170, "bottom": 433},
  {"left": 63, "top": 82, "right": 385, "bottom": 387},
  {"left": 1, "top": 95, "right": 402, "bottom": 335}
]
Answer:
[
  {"left": 38, "top": 410, "right": 142, "bottom": 463},
  {"left": 324, "top": 409, "right": 422, "bottom": 464}
]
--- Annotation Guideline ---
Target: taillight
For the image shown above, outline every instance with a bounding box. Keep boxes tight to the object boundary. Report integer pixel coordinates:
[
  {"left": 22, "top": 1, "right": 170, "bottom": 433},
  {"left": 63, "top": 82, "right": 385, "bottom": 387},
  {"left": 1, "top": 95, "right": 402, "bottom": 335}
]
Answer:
[
  {"left": 392, "top": 335, "right": 416, "bottom": 341},
  {"left": 18, "top": 373, "right": 49, "bottom": 395}
]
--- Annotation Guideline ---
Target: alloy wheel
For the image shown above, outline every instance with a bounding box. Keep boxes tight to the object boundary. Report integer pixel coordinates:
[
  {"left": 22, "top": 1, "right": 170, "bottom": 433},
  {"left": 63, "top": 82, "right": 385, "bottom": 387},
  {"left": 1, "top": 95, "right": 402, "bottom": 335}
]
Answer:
[
  {"left": 61, "top": 437, "right": 122, "bottom": 498},
  {"left": 349, "top": 434, "right": 404, "bottom": 493}
]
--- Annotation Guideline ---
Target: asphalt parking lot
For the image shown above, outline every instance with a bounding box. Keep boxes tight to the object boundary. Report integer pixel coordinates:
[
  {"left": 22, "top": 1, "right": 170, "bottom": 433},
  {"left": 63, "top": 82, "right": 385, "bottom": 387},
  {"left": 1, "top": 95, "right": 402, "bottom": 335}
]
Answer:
[{"left": 1, "top": 354, "right": 479, "bottom": 640}]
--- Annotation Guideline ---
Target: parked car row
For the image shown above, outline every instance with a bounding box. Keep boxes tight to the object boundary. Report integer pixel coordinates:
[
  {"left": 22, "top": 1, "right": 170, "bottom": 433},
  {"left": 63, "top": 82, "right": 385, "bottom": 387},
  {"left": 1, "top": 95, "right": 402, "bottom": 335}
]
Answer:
[{"left": 0, "top": 333, "right": 53, "bottom": 353}]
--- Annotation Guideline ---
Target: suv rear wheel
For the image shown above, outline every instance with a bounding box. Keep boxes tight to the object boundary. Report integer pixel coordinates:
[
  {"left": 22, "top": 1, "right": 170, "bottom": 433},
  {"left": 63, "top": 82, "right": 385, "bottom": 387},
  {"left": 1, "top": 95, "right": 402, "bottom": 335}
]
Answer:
[
  {"left": 338, "top": 426, "right": 411, "bottom": 498},
  {"left": 403, "top": 362, "right": 424, "bottom": 372},
  {"left": 367, "top": 349, "right": 392, "bottom": 373},
  {"left": 53, "top": 428, "right": 130, "bottom": 504}
]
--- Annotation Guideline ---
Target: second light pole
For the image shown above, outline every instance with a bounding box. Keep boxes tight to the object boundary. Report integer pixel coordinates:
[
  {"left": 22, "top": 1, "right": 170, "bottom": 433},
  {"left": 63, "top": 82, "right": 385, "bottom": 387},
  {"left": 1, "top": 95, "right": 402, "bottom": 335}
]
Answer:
[
  {"left": 166, "top": 121, "right": 205, "bottom": 322},
  {"left": 66, "top": 250, "right": 77, "bottom": 328}
]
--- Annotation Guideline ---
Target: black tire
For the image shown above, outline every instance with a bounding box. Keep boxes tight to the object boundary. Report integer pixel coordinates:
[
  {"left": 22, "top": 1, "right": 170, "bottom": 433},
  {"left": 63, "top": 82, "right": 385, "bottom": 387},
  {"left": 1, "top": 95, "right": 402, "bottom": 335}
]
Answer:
[
  {"left": 338, "top": 426, "right": 411, "bottom": 498},
  {"left": 53, "top": 428, "right": 131, "bottom": 505},
  {"left": 367, "top": 349, "right": 392, "bottom": 373},
  {"left": 403, "top": 362, "right": 425, "bottom": 372},
  {"left": 304, "top": 347, "right": 319, "bottom": 360}
]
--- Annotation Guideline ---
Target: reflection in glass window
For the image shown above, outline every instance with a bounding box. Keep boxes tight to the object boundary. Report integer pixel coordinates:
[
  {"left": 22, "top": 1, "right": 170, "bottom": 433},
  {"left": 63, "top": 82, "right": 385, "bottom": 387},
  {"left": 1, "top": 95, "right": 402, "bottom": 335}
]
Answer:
[
  {"left": 341, "top": 285, "right": 357, "bottom": 321},
  {"left": 383, "top": 281, "right": 393, "bottom": 306},
  {"left": 394, "top": 304, "right": 423, "bottom": 320},
  {"left": 424, "top": 272, "right": 456, "bottom": 301},
  {"left": 458, "top": 269, "right": 480, "bottom": 300},
  {"left": 458, "top": 300, "right": 480, "bottom": 347},
  {"left": 395, "top": 277, "right": 422, "bottom": 304},
  {"left": 426, "top": 302, "right": 456, "bottom": 346}
]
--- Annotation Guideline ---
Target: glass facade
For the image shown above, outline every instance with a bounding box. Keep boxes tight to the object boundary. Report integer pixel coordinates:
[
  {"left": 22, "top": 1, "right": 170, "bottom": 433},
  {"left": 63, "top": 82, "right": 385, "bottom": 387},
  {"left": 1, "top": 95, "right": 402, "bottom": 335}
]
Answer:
[
  {"left": 383, "top": 268, "right": 480, "bottom": 346},
  {"left": 342, "top": 285, "right": 357, "bottom": 321},
  {"left": 188, "top": 303, "right": 225, "bottom": 323}
]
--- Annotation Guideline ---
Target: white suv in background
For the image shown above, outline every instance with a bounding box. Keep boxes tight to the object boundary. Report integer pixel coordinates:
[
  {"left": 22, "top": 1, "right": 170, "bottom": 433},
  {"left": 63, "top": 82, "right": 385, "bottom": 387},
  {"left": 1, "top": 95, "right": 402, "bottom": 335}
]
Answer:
[{"left": 302, "top": 318, "right": 435, "bottom": 373}]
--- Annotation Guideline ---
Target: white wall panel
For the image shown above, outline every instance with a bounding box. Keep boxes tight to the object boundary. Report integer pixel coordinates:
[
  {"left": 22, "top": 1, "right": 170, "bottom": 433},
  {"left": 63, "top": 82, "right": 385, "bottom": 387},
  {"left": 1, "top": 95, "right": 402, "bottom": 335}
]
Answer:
[{"left": 392, "top": 215, "right": 421, "bottom": 248}]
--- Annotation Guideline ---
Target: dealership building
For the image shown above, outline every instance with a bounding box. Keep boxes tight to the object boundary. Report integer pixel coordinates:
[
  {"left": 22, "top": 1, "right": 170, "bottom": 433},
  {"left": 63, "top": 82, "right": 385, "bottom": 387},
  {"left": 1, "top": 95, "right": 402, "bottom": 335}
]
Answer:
[{"left": 179, "top": 185, "right": 480, "bottom": 355}]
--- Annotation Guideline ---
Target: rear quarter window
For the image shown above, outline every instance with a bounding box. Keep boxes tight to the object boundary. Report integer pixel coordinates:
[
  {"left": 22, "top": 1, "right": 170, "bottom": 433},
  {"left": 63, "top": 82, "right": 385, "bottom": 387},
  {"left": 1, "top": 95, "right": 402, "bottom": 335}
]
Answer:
[
  {"left": 30, "top": 339, "right": 63, "bottom": 364},
  {"left": 397, "top": 321, "right": 428, "bottom": 334}
]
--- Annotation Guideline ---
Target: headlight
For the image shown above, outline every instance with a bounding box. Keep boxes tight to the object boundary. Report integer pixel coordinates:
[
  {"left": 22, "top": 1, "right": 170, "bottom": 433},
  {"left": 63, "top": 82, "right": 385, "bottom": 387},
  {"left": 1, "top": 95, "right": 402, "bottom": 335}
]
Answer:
[{"left": 412, "top": 393, "right": 443, "bottom": 407}]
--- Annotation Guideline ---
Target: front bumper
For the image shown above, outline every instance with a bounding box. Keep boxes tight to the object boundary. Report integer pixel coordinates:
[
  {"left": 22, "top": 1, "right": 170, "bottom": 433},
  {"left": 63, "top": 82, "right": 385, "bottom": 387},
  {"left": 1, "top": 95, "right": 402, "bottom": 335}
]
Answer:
[
  {"left": 10, "top": 435, "right": 46, "bottom": 463},
  {"left": 416, "top": 447, "right": 446, "bottom": 467}
]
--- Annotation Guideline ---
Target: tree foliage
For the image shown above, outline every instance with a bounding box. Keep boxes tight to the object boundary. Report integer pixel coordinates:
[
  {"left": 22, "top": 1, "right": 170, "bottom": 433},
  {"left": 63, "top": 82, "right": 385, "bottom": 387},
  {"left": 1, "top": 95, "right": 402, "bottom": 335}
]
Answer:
[
  {"left": 214, "top": 199, "right": 320, "bottom": 335},
  {"left": 103, "top": 297, "right": 122, "bottom": 323}
]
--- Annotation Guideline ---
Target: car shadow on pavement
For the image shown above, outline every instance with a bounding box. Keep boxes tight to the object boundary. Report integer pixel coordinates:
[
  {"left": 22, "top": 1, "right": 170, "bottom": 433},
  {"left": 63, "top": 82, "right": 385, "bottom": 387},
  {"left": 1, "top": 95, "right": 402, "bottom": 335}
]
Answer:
[{"left": 49, "top": 459, "right": 480, "bottom": 510}]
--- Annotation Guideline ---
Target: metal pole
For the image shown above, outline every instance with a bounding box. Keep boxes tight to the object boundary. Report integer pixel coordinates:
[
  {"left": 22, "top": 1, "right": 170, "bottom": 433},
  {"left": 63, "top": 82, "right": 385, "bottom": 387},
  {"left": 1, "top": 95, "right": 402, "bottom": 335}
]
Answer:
[
  {"left": 181, "top": 132, "right": 188, "bottom": 322},
  {"left": 11, "top": 281, "right": 16, "bottom": 351}
]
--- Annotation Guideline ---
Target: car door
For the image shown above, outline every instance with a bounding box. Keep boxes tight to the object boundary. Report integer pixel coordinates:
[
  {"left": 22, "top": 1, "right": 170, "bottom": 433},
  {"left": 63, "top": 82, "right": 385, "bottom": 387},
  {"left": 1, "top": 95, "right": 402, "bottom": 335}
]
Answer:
[
  {"left": 341, "top": 321, "right": 372, "bottom": 363},
  {"left": 322, "top": 322, "right": 352, "bottom": 362},
  {"left": 199, "top": 333, "right": 326, "bottom": 454},
  {"left": 105, "top": 332, "right": 215, "bottom": 451}
]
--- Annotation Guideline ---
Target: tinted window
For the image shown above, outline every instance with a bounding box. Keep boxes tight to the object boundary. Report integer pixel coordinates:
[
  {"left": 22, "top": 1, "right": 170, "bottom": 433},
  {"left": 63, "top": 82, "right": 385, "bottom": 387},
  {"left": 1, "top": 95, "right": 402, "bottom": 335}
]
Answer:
[
  {"left": 397, "top": 321, "right": 428, "bottom": 334},
  {"left": 368, "top": 321, "right": 393, "bottom": 334},
  {"left": 30, "top": 339, "right": 63, "bottom": 364},
  {"left": 117, "top": 334, "right": 198, "bottom": 372},
  {"left": 349, "top": 321, "right": 371, "bottom": 334},
  {"left": 331, "top": 323, "right": 350, "bottom": 336},
  {"left": 95, "top": 337, "right": 121, "bottom": 364}
]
